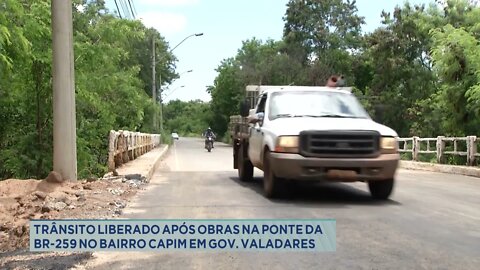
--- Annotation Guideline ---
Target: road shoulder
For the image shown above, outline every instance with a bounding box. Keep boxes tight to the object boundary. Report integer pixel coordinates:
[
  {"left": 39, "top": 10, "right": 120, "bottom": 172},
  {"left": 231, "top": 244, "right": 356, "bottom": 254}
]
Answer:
[{"left": 401, "top": 160, "right": 480, "bottom": 178}]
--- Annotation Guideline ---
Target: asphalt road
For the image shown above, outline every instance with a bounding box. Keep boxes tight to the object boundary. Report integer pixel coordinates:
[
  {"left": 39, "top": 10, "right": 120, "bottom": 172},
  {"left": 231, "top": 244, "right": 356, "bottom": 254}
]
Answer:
[{"left": 83, "top": 137, "right": 480, "bottom": 270}]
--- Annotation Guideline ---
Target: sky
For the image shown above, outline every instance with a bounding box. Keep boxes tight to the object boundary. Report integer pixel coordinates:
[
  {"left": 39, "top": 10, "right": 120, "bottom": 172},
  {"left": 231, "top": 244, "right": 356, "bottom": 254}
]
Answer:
[{"left": 106, "top": 0, "right": 433, "bottom": 103}]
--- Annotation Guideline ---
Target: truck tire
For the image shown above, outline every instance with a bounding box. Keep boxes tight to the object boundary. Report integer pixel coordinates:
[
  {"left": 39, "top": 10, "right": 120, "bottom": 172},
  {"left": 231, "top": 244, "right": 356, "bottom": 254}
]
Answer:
[
  {"left": 238, "top": 145, "right": 253, "bottom": 182},
  {"left": 368, "top": 179, "right": 394, "bottom": 200},
  {"left": 263, "top": 150, "right": 284, "bottom": 198}
]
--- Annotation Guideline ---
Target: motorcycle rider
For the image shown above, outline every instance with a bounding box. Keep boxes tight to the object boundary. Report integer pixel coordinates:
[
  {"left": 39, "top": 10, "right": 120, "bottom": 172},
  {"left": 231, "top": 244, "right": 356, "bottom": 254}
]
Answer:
[{"left": 203, "top": 127, "right": 216, "bottom": 149}]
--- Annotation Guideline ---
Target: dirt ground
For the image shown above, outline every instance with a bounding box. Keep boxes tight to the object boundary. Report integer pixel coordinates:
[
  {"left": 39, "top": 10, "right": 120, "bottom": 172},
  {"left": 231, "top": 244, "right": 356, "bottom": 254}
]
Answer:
[{"left": 0, "top": 173, "right": 148, "bottom": 269}]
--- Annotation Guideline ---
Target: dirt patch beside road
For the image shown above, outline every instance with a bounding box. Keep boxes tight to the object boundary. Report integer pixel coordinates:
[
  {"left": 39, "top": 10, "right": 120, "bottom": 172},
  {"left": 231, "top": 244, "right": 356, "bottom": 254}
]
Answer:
[{"left": 0, "top": 173, "right": 148, "bottom": 268}]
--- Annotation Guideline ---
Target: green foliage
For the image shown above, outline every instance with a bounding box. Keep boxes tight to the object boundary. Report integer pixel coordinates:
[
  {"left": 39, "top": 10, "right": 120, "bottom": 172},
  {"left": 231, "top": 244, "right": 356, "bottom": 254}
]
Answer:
[
  {"left": 283, "top": 0, "right": 364, "bottom": 53},
  {"left": 208, "top": 59, "right": 245, "bottom": 137},
  {"left": 160, "top": 131, "right": 173, "bottom": 146},
  {"left": 4, "top": 0, "right": 480, "bottom": 177},
  {"left": 362, "top": 2, "right": 438, "bottom": 136},
  {"left": 283, "top": 0, "right": 365, "bottom": 84},
  {"left": 209, "top": 0, "right": 480, "bottom": 144},
  {"left": 0, "top": 0, "right": 177, "bottom": 180},
  {"left": 431, "top": 22, "right": 480, "bottom": 135},
  {"left": 163, "top": 99, "right": 211, "bottom": 137}
]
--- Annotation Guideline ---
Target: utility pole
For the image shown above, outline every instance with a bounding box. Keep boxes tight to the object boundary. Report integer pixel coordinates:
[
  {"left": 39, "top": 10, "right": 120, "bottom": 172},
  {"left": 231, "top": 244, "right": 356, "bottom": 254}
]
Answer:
[
  {"left": 159, "top": 72, "right": 163, "bottom": 132},
  {"left": 151, "top": 37, "right": 157, "bottom": 133},
  {"left": 51, "top": 0, "right": 77, "bottom": 181}
]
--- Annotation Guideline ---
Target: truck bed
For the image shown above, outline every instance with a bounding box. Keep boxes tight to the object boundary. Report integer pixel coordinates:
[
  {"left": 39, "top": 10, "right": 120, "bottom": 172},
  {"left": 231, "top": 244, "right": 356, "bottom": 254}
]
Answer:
[{"left": 229, "top": 115, "right": 250, "bottom": 140}]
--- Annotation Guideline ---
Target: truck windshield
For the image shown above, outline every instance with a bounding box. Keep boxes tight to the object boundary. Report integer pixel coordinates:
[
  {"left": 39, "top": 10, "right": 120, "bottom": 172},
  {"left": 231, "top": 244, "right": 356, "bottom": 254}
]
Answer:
[{"left": 268, "top": 91, "right": 370, "bottom": 120}]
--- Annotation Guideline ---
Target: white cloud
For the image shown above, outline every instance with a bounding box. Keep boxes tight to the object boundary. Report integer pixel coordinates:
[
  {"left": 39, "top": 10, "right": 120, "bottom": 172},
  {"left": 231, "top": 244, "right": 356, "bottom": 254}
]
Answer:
[
  {"left": 139, "top": 12, "right": 188, "bottom": 34},
  {"left": 137, "top": 0, "right": 199, "bottom": 7}
]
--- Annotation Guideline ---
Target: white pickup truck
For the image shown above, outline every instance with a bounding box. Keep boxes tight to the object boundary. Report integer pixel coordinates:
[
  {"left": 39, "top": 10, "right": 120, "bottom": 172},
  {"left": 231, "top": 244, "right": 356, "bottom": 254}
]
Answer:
[{"left": 230, "top": 80, "right": 400, "bottom": 199}]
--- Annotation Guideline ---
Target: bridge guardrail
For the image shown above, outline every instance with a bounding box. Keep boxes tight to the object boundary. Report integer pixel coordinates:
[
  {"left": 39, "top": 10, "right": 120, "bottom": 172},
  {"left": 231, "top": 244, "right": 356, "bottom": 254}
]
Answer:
[
  {"left": 107, "top": 130, "right": 161, "bottom": 171},
  {"left": 398, "top": 136, "right": 478, "bottom": 166},
  {"left": 226, "top": 120, "right": 479, "bottom": 167}
]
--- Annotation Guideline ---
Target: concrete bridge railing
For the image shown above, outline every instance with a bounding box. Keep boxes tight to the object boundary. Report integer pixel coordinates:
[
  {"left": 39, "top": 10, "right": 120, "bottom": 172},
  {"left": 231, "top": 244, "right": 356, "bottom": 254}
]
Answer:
[
  {"left": 107, "top": 130, "right": 161, "bottom": 171},
  {"left": 399, "top": 136, "right": 478, "bottom": 166}
]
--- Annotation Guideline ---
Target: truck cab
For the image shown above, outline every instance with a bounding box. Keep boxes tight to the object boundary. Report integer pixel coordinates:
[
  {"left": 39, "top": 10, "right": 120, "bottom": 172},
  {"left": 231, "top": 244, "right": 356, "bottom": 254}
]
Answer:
[{"left": 232, "top": 82, "right": 400, "bottom": 200}]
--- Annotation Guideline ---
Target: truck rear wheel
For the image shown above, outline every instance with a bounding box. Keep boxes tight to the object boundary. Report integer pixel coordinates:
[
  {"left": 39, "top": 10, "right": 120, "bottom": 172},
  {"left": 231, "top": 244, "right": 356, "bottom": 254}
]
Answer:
[
  {"left": 263, "top": 150, "right": 284, "bottom": 198},
  {"left": 238, "top": 145, "right": 253, "bottom": 182},
  {"left": 368, "top": 179, "right": 394, "bottom": 200}
]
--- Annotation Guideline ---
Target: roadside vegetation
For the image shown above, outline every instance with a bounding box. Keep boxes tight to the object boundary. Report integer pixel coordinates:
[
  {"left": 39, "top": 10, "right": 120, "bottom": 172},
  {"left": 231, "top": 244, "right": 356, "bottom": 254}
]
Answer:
[
  {"left": 2, "top": 0, "right": 480, "bottom": 180},
  {"left": 209, "top": 0, "right": 480, "bottom": 144},
  {"left": 0, "top": 1, "right": 177, "bottom": 179},
  {"left": 162, "top": 99, "right": 211, "bottom": 138}
]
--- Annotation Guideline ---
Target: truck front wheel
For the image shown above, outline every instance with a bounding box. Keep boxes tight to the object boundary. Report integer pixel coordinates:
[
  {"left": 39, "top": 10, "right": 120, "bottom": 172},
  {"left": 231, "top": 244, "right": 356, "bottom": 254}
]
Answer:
[
  {"left": 238, "top": 144, "right": 253, "bottom": 182},
  {"left": 263, "top": 150, "right": 284, "bottom": 198},
  {"left": 368, "top": 179, "right": 394, "bottom": 200}
]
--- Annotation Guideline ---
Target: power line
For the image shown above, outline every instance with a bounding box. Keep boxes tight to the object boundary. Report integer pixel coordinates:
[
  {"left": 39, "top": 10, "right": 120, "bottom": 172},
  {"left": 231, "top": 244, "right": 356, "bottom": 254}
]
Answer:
[
  {"left": 131, "top": 0, "right": 138, "bottom": 17},
  {"left": 115, "top": 0, "right": 136, "bottom": 20},
  {"left": 119, "top": 0, "right": 130, "bottom": 19},
  {"left": 118, "top": 0, "right": 126, "bottom": 18},
  {"left": 127, "top": 0, "right": 136, "bottom": 19},
  {"left": 124, "top": 0, "right": 131, "bottom": 19},
  {"left": 163, "top": 86, "right": 185, "bottom": 100},
  {"left": 113, "top": 0, "right": 122, "bottom": 19}
]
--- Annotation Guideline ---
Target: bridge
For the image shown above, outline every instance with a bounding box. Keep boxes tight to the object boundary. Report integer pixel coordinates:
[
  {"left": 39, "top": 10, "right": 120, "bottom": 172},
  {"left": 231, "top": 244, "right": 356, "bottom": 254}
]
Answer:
[
  {"left": 2, "top": 1, "right": 479, "bottom": 269},
  {"left": 68, "top": 131, "right": 477, "bottom": 269}
]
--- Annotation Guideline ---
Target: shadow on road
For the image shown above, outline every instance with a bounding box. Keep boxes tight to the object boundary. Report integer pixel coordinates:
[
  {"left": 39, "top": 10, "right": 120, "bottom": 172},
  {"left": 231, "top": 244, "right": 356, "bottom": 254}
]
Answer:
[{"left": 229, "top": 176, "right": 401, "bottom": 206}]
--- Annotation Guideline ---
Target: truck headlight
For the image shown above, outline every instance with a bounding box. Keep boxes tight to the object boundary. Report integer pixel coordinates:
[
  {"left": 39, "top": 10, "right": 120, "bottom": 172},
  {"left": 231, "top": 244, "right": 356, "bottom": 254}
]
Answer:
[
  {"left": 381, "top": 137, "right": 398, "bottom": 153},
  {"left": 275, "top": 136, "right": 299, "bottom": 153}
]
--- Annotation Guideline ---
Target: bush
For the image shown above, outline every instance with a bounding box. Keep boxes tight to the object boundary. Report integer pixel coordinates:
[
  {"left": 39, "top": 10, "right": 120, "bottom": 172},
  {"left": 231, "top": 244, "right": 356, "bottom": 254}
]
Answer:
[{"left": 160, "top": 131, "right": 173, "bottom": 145}]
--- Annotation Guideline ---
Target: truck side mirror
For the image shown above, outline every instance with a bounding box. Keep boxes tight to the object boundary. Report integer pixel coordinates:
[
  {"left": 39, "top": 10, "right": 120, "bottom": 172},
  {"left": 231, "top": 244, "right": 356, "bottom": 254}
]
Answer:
[
  {"left": 257, "top": 112, "right": 264, "bottom": 121},
  {"left": 248, "top": 112, "right": 264, "bottom": 124},
  {"left": 374, "top": 104, "right": 385, "bottom": 123},
  {"left": 240, "top": 100, "right": 249, "bottom": 117}
]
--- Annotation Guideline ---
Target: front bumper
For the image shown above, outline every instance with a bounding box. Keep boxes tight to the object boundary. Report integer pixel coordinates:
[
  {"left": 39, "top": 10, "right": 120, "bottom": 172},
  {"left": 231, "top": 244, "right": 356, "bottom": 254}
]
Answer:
[{"left": 269, "top": 153, "right": 399, "bottom": 182}]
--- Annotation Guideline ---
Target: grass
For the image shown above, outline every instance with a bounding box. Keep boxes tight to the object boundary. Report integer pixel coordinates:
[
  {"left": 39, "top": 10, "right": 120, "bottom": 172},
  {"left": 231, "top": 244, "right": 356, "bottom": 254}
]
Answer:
[{"left": 160, "top": 131, "right": 173, "bottom": 145}]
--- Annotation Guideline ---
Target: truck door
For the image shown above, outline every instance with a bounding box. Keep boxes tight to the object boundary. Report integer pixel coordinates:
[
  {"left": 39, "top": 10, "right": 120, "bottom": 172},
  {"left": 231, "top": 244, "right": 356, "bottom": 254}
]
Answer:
[{"left": 248, "top": 94, "right": 267, "bottom": 167}]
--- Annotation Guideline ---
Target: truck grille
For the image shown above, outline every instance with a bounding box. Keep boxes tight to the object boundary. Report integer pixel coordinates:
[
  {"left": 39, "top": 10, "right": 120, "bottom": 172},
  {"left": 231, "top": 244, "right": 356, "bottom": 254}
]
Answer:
[{"left": 299, "top": 130, "right": 380, "bottom": 158}]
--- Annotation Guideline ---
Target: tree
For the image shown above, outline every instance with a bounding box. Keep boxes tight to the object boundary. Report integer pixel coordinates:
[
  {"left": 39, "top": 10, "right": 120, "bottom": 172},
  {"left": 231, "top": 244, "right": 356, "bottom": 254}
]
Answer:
[
  {"left": 430, "top": 7, "right": 480, "bottom": 135},
  {"left": 0, "top": 0, "right": 179, "bottom": 180},
  {"left": 207, "top": 0, "right": 480, "bottom": 142},
  {"left": 0, "top": 0, "right": 53, "bottom": 179},
  {"left": 163, "top": 99, "right": 211, "bottom": 136},
  {"left": 283, "top": 0, "right": 365, "bottom": 84},
  {"left": 362, "top": 3, "right": 438, "bottom": 136},
  {"left": 208, "top": 58, "right": 244, "bottom": 137}
]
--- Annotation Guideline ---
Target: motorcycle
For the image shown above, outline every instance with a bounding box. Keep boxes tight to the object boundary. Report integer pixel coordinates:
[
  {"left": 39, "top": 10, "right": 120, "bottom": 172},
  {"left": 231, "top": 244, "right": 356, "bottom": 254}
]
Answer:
[{"left": 205, "top": 136, "right": 214, "bottom": 152}]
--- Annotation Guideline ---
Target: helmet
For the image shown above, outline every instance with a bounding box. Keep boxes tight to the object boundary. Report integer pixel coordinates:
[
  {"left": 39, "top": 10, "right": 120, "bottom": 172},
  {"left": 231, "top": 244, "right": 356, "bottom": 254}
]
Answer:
[{"left": 207, "top": 127, "right": 212, "bottom": 131}]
